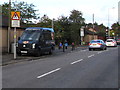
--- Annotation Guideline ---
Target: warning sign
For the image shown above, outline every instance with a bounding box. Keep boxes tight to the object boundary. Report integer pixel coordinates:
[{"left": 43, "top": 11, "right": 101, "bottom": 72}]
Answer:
[
  {"left": 11, "top": 11, "right": 20, "bottom": 27},
  {"left": 11, "top": 11, "right": 20, "bottom": 20}
]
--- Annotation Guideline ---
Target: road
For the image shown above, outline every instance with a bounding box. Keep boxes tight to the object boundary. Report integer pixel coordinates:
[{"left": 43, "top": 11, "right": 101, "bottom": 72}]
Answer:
[{"left": 2, "top": 46, "right": 119, "bottom": 88}]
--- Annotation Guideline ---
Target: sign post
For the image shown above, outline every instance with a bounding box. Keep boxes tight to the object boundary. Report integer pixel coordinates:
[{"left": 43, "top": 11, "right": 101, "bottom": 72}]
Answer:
[
  {"left": 11, "top": 11, "right": 20, "bottom": 59},
  {"left": 80, "top": 27, "right": 84, "bottom": 45}
]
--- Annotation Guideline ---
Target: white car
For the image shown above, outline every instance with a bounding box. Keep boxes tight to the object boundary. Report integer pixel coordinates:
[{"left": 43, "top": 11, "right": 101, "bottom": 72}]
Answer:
[{"left": 105, "top": 39, "right": 117, "bottom": 47}]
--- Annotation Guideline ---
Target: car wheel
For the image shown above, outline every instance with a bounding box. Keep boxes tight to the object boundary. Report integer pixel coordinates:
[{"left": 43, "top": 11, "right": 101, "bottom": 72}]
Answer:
[
  {"left": 89, "top": 48, "right": 92, "bottom": 51},
  {"left": 104, "top": 47, "right": 107, "bottom": 50}
]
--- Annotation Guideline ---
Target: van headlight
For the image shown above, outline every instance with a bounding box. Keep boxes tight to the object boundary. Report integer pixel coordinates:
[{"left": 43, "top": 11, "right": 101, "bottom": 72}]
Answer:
[{"left": 32, "top": 43, "right": 36, "bottom": 49}]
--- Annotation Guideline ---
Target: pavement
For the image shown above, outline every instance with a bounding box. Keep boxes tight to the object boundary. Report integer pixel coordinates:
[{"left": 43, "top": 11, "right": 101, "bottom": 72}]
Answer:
[{"left": 1, "top": 45, "right": 88, "bottom": 66}]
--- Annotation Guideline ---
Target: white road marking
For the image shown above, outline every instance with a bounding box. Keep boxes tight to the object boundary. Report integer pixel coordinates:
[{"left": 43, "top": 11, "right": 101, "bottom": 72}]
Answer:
[
  {"left": 37, "top": 68, "right": 61, "bottom": 79},
  {"left": 81, "top": 49, "right": 87, "bottom": 52},
  {"left": 88, "top": 54, "right": 94, "bottom": 58},
  {"left": 97, "top": 52, "right": 102, "bottom": 54},
  {"left": 71, "top": 59, "right": 83, "bottom": 65}
]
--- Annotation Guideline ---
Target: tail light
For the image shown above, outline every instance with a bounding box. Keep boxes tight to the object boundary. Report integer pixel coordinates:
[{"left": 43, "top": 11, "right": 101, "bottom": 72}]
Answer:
[
  {"left": 98, "top": 43, "right": 102, "bottom": 45},
  {"left": 89, "top": 43, "right": 92, "bottom": 45},
  {"left": 112, "top": 41, "right": 116, "bottom": 44}
]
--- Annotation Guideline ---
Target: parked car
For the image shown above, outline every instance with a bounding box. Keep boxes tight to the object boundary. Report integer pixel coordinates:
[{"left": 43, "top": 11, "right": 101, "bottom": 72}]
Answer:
[
  {"left": 116, "top": 38, "right": 120, "bottom": 45},
  {"left": 89, "top": 39, "right": 107, "bottom": 51},
  {"left": 105, "top": 39, "right": 117, "bottom": 47}
]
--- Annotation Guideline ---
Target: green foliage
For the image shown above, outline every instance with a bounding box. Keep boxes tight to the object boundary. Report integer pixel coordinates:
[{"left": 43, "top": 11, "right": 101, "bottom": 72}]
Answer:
[
  {"left": 1, "top": 3, "right": 9, "bottom": 16},
  {"left": 37, "top": 14, "right": 52, "bottom": 28},
  {"left": 1, "top": 1, "right": 39, "bottom": 23},
  {"left": 69, "top": 10, "right": 85, "bottom": 44},
  {"left": 111, "top": 22, "right": 120, "bottom": 37},
  {"left": 12, "top": 1, "right": 39, "bottom": 23}
]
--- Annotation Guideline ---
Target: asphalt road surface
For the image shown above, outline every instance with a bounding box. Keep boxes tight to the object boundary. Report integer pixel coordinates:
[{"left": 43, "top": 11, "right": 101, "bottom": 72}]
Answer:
[{"left": 2, "top": 46, "right": 119, "bottom": 88}]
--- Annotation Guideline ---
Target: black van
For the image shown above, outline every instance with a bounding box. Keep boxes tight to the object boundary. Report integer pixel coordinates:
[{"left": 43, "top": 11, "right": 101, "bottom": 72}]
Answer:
[{"left": 16, "top": 27, "right": 55, "bottom": 56}]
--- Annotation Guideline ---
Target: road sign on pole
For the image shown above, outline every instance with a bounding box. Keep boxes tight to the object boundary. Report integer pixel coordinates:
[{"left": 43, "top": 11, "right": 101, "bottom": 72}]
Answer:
[{"left": 11, "top": 11, "right": 20, "bottom": 59}]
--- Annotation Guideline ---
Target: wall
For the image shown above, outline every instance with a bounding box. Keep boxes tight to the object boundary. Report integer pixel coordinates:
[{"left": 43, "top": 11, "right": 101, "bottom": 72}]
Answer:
[
  {"left": 84, "top": 35, "right": 98, "bottom": 44},
  {"left": 1, "top": 28, "right": 8, "bottom": 53},
  {"left": 1, "top": 27, "right": 24, "bottom": 53}
]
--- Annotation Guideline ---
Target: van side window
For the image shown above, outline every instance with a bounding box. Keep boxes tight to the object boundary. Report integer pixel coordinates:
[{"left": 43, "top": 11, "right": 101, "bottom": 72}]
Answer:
[{"left": 44, "top": 33, "right": 52, "bottom": 40}]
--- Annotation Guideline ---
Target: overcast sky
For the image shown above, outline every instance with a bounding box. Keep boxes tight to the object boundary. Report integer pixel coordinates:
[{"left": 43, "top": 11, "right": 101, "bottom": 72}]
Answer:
[{"left": 1, "top": 0, "right": 119, "bottom": 27}]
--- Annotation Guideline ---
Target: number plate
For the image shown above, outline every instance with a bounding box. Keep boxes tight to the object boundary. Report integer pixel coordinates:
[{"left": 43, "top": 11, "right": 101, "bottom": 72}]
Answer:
[
  {"left": 21, "top": 51, "right": 27, "bottom": 53},
  {"left": 93, "top": 44, "right": 96, "bottom": 45}
]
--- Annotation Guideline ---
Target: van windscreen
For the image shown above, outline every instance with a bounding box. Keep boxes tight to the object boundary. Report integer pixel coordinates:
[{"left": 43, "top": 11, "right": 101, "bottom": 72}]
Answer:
[{"left": 20, "top": 30, "right": 41, "bottom": 41}]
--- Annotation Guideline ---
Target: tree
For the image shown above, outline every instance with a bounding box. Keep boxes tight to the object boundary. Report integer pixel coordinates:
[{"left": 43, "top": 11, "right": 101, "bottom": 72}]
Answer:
[
  {"left": 37, "top": 14, "right": 52, "bottom": 28},
  {"left": 55, "top": 16, "right": 70, "bottom": 44},
  {"left": 1, "top": 1, "right": 39, "bottom": 24},
  {"left": 0, "top": 3, "right": 9, "bottom": 16},
  {"left": 69, "top": 9, "right": 85, "bottom": 44},
  {"left": 111, "top": 22, "right": 120, "bottom": 37}
]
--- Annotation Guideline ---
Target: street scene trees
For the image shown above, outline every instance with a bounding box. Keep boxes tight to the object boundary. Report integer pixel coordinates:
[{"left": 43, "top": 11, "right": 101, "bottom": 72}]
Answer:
[{"left": 1, "top": 1, "right": 120, "bottom": 46}]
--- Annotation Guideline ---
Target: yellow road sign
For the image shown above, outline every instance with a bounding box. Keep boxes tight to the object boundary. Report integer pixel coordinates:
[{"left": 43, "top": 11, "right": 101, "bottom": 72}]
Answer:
[{"left": 11, "top": 11, "right": 20, "bottom": 20}]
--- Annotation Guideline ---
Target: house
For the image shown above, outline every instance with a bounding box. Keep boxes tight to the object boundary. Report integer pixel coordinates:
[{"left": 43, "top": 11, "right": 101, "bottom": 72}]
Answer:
[{"left": 83, "top": 28, "right": 98, "bottom": 44}]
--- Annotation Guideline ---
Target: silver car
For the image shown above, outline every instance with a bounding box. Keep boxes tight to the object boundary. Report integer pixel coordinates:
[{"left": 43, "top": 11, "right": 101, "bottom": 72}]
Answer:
[{"left": 89, "top": 39, "right": 107, "bottom": 51}]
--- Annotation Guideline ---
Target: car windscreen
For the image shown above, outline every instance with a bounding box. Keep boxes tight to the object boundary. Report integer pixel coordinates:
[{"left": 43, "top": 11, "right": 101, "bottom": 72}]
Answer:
[
  {"left": 20, "top": 30, "right": 41, "bottom": 41},
  {"left": 90, "top": 41, "right": 101, "bottom": 43}
]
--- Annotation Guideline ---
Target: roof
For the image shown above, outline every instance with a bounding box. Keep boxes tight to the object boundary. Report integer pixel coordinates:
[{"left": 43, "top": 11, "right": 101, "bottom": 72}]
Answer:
[
  {"left": 25, "top": 27, "right": 54, "bottom": 32},
  {"left": 84, "top": 29, "right": 97, "bottom": 35}
]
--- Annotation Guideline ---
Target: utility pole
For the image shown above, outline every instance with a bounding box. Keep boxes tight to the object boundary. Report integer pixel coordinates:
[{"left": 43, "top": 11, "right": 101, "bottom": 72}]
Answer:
[
  {"left": 52, "top": 18, "right": 54, "bottom": 29},
  {"left": 108, "top": 7, "right": 115, "bottom": 38},
  {"left": 93, "top": 14, "right": 94, "bottom": 39},
  {"left": 8, "top": 0, "right": 11, "bottom": 53},
  {"left": 108, "top": 9, "right": 110, "bottom": 38}
]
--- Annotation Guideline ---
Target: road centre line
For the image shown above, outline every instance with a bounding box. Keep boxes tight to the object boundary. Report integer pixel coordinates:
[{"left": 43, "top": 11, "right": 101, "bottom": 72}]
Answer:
[
  {"left": 37, "top": 68, "right": 61, "bottom": 79},
  {"left": 81, "top": 49, "right": 87, "bottom": 52},
  {"left": 88, "top": 54, "right": 94, "bottom": 58},
  {"left": 71, "top": 59, "right": 83, "bottom": 65}
]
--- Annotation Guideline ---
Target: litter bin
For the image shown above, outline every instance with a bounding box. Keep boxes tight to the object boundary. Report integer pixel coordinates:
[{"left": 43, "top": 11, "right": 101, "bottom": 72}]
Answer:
[{"left": 11, "top": 43, "right": 14, "bottom": 53}]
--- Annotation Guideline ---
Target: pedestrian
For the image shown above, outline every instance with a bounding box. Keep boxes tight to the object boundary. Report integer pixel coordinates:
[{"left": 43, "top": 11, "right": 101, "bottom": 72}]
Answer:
[
  {"left": 64, "top": 42, "right": 68, "bottom": 49},
  {"left": 63, "top": 43, "right": 65, "bottom": 52},
  {"left": 71, "top": 42, "right": 75, "bottom": 51},
  {"left": 58, "top": 42, "right": 62, "bottom": 49}
]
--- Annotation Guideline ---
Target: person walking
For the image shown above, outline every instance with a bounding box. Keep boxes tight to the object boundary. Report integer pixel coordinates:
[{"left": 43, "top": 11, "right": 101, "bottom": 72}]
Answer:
[
  {"left": 71, "top": 42, "right": 75, "bottom": 51},
  {"left": 64, "top": 42, "right": 68, "bottom": 49},
  {"left": 59, "top": 42, "right": 62, "bottom": 49}
]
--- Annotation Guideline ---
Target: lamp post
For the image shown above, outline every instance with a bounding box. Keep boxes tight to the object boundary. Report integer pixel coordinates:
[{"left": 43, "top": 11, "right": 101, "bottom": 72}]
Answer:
[
  {"left": 93, "top": 13, "right": 95, "bottom": 39},
  {"left": 52, "top": 18, "right": 54, "bottom": 29},
  {"left": 8, "top": 0, "right": 11, "bottom": 53},
  {"left": 108, "top": 7, "right": 115, "bottom": 38}
]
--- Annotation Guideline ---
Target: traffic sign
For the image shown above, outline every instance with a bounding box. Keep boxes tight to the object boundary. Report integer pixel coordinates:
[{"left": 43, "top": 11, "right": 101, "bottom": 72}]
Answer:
[
  {"left": 11, "top": 11, "right": 20, "bottom": 27},
  {"left": 11, "top": 11, "right": 20, "bottom": 20},
  {"left": 12, "top": 20, "right": 20, "bottom": 27}
]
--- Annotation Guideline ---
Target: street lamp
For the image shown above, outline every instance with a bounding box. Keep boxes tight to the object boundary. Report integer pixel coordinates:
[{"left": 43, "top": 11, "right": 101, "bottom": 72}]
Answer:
[
  {"left": 52, "top": 18, "right": 55, "bottom": 29},
  {"left": 8, "top": 0, "right": 11, "bottom": 53},
  {"left": 92, "top": 13, "right": 95, "bottom": 39},
  {"left": 108, "top": 7, "right": 115, "bottom": 38}
]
